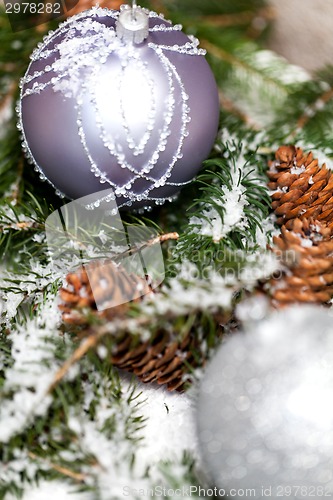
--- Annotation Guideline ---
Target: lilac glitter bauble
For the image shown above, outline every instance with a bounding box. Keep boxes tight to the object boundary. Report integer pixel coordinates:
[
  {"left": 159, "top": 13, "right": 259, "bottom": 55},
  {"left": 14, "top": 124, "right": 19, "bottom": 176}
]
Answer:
[{"left": 17, "top": 6, "right": 219, "bottom": 210}]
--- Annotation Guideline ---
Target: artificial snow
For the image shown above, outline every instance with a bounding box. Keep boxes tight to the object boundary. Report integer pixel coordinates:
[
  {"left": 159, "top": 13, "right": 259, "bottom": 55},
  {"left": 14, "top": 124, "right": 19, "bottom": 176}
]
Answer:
[
  {"left": 222, "top": 49, "right": 310, "bottom": 127},
  {"left": 290, "top": 164, "right": 306, "bottom": 175},
  {"left": 190, "top": 184, "right": 247, "bottom": 243},
  {"left": 300, "top": 236, "right": 313, "bottom": 248},
  {"left": 0, "top": 300, "right": 62, "bottom": 443},
  {"left": 134, "top": 382, "right": 198, "bottom": 474},
  {"left": 5, "top": 481, "right": 92, "bottom": 500},
  {"left": 238, "top": 251, "right": 279, "bottom": 288},
  {"left": 189, "top": 134, "right": 278, "bottom": 251},
  {"left": 1, "top": 296, "right": 200, "bottom": 497},
  {"left": 251, "top": 49, "right": 309, "bottom": 85},
  {"left": 189, "top": 148, "right": 250, "bottom": 243},
  {"left": 48, "top": 370, "right": 199, "bottom": 499},
  {"left": 143, "top": 261, "right": 235, "bottom": 316},
  {"left": 1, "top": 291, "right": 24, "bottom": 320},
  {"left": 0, "top": 257, "right": 65, "bottom": 331},
  {"left": 254, "top": 213, "right": 279, "bottom": 248}
]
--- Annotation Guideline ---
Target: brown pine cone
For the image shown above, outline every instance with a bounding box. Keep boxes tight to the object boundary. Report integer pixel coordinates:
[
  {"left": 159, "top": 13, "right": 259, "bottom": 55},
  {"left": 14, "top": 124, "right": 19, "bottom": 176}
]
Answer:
[
  {"left": 268, "top": 217, "right": 333, "bottom": 306},
  {"left": 59, "top": 259, "right": 152, "bottom": 325},
  {"left": 109, "top": 328, "right": 200, "bottom": 392},
  {"left": 59, "top": 260, "right": 222, "bottom": 391},
  {"left": 268, "top": 145, "right": 333, "bottom": 229}
]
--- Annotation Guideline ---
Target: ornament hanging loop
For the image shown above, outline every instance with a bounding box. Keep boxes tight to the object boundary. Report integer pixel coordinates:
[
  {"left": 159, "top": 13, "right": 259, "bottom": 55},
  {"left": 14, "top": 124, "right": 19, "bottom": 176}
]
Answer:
[
  {"left": 132, "top": 0, "right": 137, "bottom": 19},
  {"left": 116, "top": 2, "right": 149, "bottom": 45}
]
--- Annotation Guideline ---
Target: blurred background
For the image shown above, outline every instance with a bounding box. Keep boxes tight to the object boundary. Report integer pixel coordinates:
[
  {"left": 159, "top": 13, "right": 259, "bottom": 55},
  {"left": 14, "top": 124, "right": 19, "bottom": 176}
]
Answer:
[{"left": 268, "top": 0, "right": 333, "bottom": 72}]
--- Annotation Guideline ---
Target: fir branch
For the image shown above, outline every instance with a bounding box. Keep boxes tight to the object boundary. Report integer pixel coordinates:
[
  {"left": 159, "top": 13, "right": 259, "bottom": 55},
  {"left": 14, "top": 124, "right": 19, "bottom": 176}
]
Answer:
[
  {"left": 28, "top": 452, "right": 86, "bottom": 483},
  {"left": 0, "top": 10, "right": 47, "bottom": 84},
  {"left": 0, "top": 201, "right": 48, "bottom": 264},
  {"left": 47, "top": 327, "right": 112, "bottom": 394},
  {"left": 113, "top": 231, "right": 179, "bottom": 263},
  {"left": 202, "top": 39, "right": 289, "bottom": 95},
  {"left": 219, "top": 91, "right": 261, "bottom": 129},
  {"left": 159, "top": 0, "right": 267, "bottom": 20},
  {"left": 150, "top": 231, "right": 179, "bottom": 245},
  {"left": 0, "top": 79, "right": 16, "bottom": 116},
  {"left": 267, "top": 67, "right": 333, "bottom": 149},
  {"left": 201, "top": 37, "right": 309, "bottom": 127},
  {"left": 0, "top": 127, "right": 22, "bottom": 196},
  {"left": 176, "top": 138, "right": 271, "bottom": 262},
  {"left": 201, "top": 6, "right": 275, "bottom": 29},
  {"left": 295, "top": 86, "right": 333, "bottom": 133},
  {"left": 6, "top": 157, "right": 24, "bottom": 204}
]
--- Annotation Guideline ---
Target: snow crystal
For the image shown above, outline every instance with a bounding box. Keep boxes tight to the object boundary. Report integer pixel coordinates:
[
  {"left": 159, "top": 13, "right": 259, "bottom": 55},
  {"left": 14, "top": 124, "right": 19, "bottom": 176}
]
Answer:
[
  {"left": 98, "top": 229, "right": 108, "bottom": 245},
  {"left": 97, "top": 344, "right": 108, "bottom": 359},
  {"left": 190, "top": 184, "right": 247, "bottom": 243},
  {"left": 255, "top": 213, "right": 279, "bottom": 248},
  {"left": 189, "top": 135, "right": 275, "bottom": 249},
  {"left": 220, "top": 49, "right": 310, "bottom": 127},
  {"left": 290, "top": 164, "right": 306, "bottom": 175},
  {"left": 239, "top": 251, "right": 280, "bottom": 287},
  {"left": 32, "top": 232, "right": 46, "bottom": 243},
  {"left": 0, "top": 259, "right": 64, "bottom": 330},
  {"left": 300, "top": 236, "right": 313, "bottom": 248},
  {"left": 133, "top": 382, "right": 198, "bottom": 475},
  {"left": 63, "top": 376, "right": 149, "bottom": 499},
  {"left": 1, "top": 292, "right": 199, "bottom": 495},
  {"left": 312, "top": 149, "right": 333, "bottom": 171},
  {"left": 0, "top": 204, "right": 35, "bottom": 232},
  {"left": 0, "top": 450, "right": 48, "bottom": 498},
  {"left": 2, "top": 291, "right": 24, "bottom": 320},
  {"left": 218, "top": 129, "right": 240, "bottom": 151},
  {"left": 220, "top": 185, "right": 248, "bottom": 232},
  {"left": 75, "top": 373, "right": 200, "bottom": 498}
]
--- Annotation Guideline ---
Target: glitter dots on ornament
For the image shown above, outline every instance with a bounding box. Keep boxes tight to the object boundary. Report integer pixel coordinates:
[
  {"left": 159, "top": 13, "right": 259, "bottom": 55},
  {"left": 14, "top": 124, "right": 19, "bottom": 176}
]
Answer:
[{"left": 17, "top": 4, "right": 219, "bottom": 210}]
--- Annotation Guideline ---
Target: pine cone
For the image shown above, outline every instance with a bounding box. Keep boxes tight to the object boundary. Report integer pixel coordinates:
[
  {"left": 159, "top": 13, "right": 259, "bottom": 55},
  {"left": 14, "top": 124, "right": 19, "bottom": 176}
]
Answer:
[
  {"left": 268, "top": 145, "right": 333, "bottom": 229},
  {"left": 110, "top": 329, "right": 200, "bottom": 392},
  {"left": 268, "top": 217, "right": 333, "bottom": 306},
  {"left": 59, "top": 259, "right": 152, "bottom": 325},
  {"left": 59, "top": 260, "right": 222, "bottom": 391}
]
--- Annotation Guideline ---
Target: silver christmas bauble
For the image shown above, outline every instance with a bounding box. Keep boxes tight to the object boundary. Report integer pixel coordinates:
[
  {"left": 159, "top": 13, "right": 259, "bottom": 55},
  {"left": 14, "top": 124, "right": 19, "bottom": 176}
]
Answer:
[
  {"left": 18, "top": 6, "right": 219, "bottom": 210},
  {"left": 197, "top": 306, "right": 333, "bottom": 499}
]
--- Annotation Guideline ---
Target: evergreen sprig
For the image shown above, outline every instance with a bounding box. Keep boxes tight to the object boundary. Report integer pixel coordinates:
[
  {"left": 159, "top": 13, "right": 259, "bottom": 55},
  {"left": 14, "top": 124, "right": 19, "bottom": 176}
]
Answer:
[
  {"left": 267, "top": 67, "right": 333, "bottom": 150},
  {"left": 176, "top": 139, "right": 271, "bottom": 263}
]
